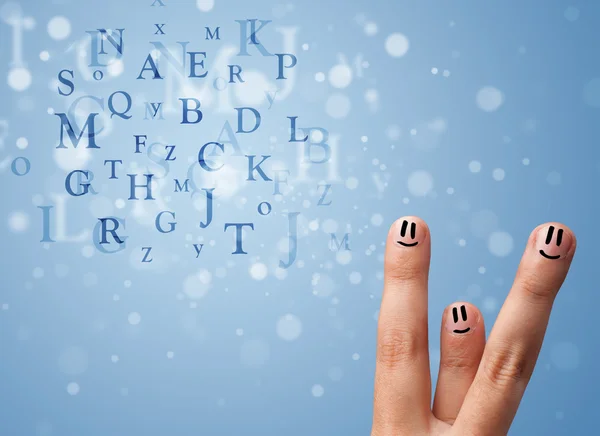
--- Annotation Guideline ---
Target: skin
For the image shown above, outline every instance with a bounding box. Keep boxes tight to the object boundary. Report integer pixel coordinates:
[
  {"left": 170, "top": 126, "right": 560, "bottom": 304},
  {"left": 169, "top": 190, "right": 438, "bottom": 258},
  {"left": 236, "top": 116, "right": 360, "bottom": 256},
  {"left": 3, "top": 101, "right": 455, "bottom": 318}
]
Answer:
[{"left": 372, "top": 217, "right": 576, "bottom": 436}]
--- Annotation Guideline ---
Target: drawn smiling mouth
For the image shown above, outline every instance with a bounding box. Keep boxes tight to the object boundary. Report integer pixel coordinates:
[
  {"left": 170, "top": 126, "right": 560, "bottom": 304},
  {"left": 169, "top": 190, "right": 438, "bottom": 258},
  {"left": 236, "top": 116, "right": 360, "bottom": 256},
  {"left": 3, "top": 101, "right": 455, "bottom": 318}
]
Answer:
[
  {"left": 539, "top": 250, "right": 560, "bottom": 260},
  {"left": 397, "top": 241, "right": 418, "bottom": 247},
  {"left": 453, "top": 328, "right": 471, "bottom": 334}
]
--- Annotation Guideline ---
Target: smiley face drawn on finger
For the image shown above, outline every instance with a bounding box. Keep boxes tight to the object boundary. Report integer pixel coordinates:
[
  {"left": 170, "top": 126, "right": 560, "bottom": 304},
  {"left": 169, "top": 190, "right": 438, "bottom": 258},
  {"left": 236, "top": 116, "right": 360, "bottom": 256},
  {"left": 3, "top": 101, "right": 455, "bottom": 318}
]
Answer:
[
  {"left": 451, "top": 305, "right": 471, "bottom": 334},
  {"left": 539, "top": 225, "right": 564, "bottom": 260},
  {"left": 396, "top": 220, "right": 418, "bottom": 247}
]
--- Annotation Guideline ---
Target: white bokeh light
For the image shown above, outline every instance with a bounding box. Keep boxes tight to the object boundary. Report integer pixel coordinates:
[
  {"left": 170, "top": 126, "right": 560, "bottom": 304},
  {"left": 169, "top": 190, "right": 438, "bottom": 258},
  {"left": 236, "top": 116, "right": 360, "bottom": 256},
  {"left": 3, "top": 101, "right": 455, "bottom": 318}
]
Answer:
[
  {"left": 488, "top": 231, "right": 514, "bottom": 257},
  {"left": 469, "top": 160, "right": 482, "bottom": 173},
  {"left": 16, "top": 137, "right": 28, "bottom": 149},
  {"left": 48, "top": 16, "right": 71, "bottom": 40},
  {"left": 328, "top": 64, "right": 353, "bottom": 89},
  {"left": 407, "top": 170, "right": 434, "bottom": 197},
  {"left": 476, "top": 86, "right": 504, "bottom": 112},
  {"left": 7, "top": 67, "right": 32, "bottom": 91},
  {"left": 311, "top": 384, "right": 325, "bottom": 397},
  {"left": 370, "top": 214, "right": 384, "bottom": 226},
  {"left": 53, "top": 145, "right": 92, "bottom": 172},
  {"left": 492, "top": 168, "right": 505, "bottom": 181},
  {"left": 312, "top": 273, "right": 336, "bottom": 298},
  {"left": 276, "top": 314, "right": 302, "bottom": 341},
  {"left": 249, "top": 262, "right": 268, "bottom": 280},
  {"left": 107, "top": 59, "right": 124, "bottom": 77},
  {"left": 196, "top": 0, "right": 215, "bottom": 12},
  {"left": 349, "top": 271, "right": 362, "bottom": 285},
  {"left": 183, "top": 269, "right": 212, "bottom": 299},
  {"left": 385, "top": 33, "right": 410, "bottom": 57},
  {"left": 66, "top": 382, "right": 80, "bottom": 396},
  {"left": 128, "top": 312, "right": 141, "bottom": 325},
  {"left": 8, "top": 211, "right": 29, "bottom": 232},
  {"left": 345, "top": 177, "right": 359, "bottom": 190}
]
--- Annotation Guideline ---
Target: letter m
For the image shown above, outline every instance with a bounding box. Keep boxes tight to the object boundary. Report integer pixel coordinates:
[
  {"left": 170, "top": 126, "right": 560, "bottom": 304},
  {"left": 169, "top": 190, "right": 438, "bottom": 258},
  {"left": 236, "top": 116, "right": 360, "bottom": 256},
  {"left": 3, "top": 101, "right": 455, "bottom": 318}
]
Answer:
[
  {"left": 174, "top": 178, "right": 190, "bottom": 193},
  {"left": 205, "top": 26, "right": 220, "bottom": 40},
  {"left": 55, "top": 113, "right": 100, "bottom": 149},
  {"left": 329, "top": 233, "right": 350, "bottom": 251}
]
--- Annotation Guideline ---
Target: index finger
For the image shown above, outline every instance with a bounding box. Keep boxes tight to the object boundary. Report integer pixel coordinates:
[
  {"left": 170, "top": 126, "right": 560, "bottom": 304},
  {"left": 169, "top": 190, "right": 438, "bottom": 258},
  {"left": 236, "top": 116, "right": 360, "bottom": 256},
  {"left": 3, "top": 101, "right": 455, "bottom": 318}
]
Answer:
[{"left": 454, "top": 223, "right": 576, "bottom": 435}]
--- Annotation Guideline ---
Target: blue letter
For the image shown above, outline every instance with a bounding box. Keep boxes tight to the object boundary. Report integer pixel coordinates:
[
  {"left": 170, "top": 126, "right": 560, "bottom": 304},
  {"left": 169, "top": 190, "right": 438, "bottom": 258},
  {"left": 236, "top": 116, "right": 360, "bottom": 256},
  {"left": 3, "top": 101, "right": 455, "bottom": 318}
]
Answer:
[
  {"left": 199, "top": 188, "right": 215, "bottom": 229},
  {"left": 236, "top": 107, "right": 261, "bottom": 133},
  {"left": 55, "top": 113, "right": 99, "bottom": 149},
  {"left": 128, "top": 174, "right": 155, "bottom": 200},
  {"left": 275, "top": 53, "right": 297, "bottom": 80},
  {"left": 155, "top": 211, "right": 176, "bottom": 233},
  {"left": 228, "top": 65, "right": 244, "bottom": 83},
  {"left": 180, "top": 98, "right": 203, "bottom": 124},
  {"left": 247, "top": 155, "right": 272, "bottom": 181},
  {"left": 330, "top": 233, "right": 350, "bottom": 251},
  {"left": 174, "top": 179, "right": 189, "bottom": 193},
  {"left": 224, "top": 222, "right": 254, "bottom": 254},
  {"left": 280, "top": 212, "right": 299, "bottom": 268},
  {"left": 134, "top": 135, "right": 147, "bottom": 153},
  {"left": 188, "top": 52, "right": 208, "bottom": 78},
  {"left": 144, "top": 102, "right": 164, "bottom": 120},
  {"left": 273, "top": 169, "right": 289, "bottom": 195},
  {"left": 98, "top": 218, "right": 125, "bottom": 244},
  {"left": 205, "top": 27, "right": 220, "bottom": 40},
  {"left": 235, "top": 19, "right": 273, "bottom": 56},
  {"left": 288, "top": 116, "right": 308, "bottom": 142},
  {"left": 141, "top": 247, "right": 153, "bottom": 262},
  {"left": 317, "top": 183, "right": 332, "bottom": 206},
  {"left": 137, "top": 54, "right": 162, "bottom": 79},
  {"left": 58, "top": 69, "right": 74, "bottom": 96},
  {"left": 65, "top": 170, "right": 91, "bottom": 196},
  {"left": 104, "top": 160, "right": 122, "bottom": 179},
  {"left": 198, "top": 142, "right": 224, "bottom": 171},
  {"left": 11, "top": 157, "right": 30, "bottom": 176}
]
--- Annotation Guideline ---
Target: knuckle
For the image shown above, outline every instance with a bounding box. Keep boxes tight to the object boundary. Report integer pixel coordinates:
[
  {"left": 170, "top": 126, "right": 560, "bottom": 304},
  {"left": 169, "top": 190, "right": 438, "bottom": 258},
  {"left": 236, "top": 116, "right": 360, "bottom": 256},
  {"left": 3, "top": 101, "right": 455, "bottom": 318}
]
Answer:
[
  {"left": 440, "top": 352, "right": 476, "bottom": 371},
  {"left": 384, "top": 256, "right": 422, "bottom": 282},
  {"left": 518, "top": 272, "right": 556, "bottom": 303},
  {"left": 377, "top": 327, "right": 421, "bottom": 369},
  {"left": 482, "top": 347, "right": 532, "bottom": 389}
]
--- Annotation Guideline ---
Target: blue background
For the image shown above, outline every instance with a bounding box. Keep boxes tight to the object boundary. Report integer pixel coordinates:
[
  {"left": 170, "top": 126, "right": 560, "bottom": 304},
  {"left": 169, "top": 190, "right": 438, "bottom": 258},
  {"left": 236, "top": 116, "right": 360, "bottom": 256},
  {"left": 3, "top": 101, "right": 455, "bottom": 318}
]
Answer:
[{"left": 0, "top": 0, "right": 598, "bottom": 435}]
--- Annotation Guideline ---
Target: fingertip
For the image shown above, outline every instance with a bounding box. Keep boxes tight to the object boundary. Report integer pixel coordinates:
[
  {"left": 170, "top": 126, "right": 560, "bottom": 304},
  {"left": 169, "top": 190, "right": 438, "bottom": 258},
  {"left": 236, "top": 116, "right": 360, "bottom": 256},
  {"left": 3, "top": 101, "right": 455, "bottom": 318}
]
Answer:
[
  {"left": 530, "top": 222, "right": 576, "bottom": 261},
  {"left": 388, "top": 216, "right": 429, "bottom": 249},
  {"left": 443, "top": 302, "right": 483, "bottom": 337},
  {"left": 385, "top": 216, "right": 431, "bottom": 281}
]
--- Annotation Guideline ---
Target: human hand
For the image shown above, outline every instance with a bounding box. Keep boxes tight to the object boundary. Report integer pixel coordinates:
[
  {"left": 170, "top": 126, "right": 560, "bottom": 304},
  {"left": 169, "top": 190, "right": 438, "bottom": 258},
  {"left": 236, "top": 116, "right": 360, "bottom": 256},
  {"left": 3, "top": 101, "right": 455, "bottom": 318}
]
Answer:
[{"left": 371, "top": 217, "right": 576, "bottom": 436}]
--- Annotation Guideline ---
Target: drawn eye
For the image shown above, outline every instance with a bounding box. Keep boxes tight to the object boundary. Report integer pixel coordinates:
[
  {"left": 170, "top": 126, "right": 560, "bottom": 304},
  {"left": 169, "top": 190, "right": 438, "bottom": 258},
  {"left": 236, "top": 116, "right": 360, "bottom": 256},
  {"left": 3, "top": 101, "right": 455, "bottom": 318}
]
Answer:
[
  {"left": 539, "top": 226, "right": 564, "bottom": 260},
  {"left": 397, "top": 220, "right": 418, "bottom": 247},
  {"left": 452, "top": 305, "right": 468, "bottom": 323},
  {"left": 544, "top": 225, "right": 564, "bottom": 247}
]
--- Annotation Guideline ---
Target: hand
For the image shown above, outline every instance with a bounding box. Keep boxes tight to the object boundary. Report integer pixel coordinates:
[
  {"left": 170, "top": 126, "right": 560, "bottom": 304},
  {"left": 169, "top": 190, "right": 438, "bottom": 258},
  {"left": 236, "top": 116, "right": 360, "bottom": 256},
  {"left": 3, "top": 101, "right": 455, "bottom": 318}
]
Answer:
[{"left": 371, "top": 217, "right": 576, "bottom": 436}]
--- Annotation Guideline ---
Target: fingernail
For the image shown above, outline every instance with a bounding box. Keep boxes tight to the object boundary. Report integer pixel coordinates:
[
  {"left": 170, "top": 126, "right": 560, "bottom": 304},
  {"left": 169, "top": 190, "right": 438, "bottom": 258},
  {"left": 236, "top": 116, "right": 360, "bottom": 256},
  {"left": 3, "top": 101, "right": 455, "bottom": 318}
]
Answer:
[
  {"left": 536, "top": 224, "right": 572, "bottom": 260},
  {"left": 394, "top": 217, "right": 424, "bottom": 248},
  {"left": 445, "top": 304, "right": 477, "bottom": 335}
]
